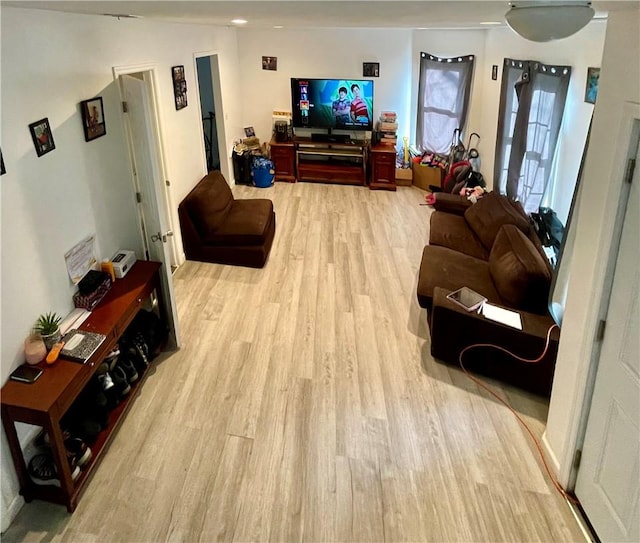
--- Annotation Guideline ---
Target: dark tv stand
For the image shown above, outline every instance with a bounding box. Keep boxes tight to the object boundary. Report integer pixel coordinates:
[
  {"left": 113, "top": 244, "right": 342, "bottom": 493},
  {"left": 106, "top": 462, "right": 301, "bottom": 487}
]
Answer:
[
  {"left": 294, "top": 137, "right": 367, "bottom": 186},
  {"left": 311, "top": 132, "right": 350, "bottom": 144}
]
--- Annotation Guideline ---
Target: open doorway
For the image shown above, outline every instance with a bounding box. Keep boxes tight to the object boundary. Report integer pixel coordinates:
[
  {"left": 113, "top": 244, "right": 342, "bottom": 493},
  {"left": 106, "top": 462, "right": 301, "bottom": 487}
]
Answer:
[
  {"left": 195, "top": 54, "right": 227, "bottom": 175},
  {"left": 196, "top": 56, "right": 220, "bottom": 172}
]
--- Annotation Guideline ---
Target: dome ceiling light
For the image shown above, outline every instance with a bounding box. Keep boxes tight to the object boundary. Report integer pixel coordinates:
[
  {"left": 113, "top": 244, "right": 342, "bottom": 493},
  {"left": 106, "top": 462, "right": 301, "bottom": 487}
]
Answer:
[{"left": 505, "top": 1, "right": 595, "bottom": 42}]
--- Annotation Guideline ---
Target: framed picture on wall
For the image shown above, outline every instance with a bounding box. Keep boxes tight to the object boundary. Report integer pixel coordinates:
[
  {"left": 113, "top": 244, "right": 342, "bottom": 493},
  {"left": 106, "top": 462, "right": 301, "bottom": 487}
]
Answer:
[
  {"left": 80, "top": 97, "right": 106, "bottom": 142},
  {"left": 262, "top": 56, "right": 277, "bottom": 71},
  {"left": 28, "top": 118, "right": 56, "bottom": 157},
  {"left": 585, "top": 67, "right": 600, "bottom": 104},
  {"left": 363, "top": 62, "right": 380, "bottom": 77},
  {"left": 172, "top": 65, "right": 188, "bottom": 110}
]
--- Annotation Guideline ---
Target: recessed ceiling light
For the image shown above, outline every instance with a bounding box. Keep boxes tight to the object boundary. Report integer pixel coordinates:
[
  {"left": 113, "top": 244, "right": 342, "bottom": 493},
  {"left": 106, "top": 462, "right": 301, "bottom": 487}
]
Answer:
[
  {"left": 480, "top": 21, "right": 501, "bottom": 25},
  {"left": 103, "top": 13, "right": 143, "bottom": 19},
  {"left": 273, "top": 25, "right": 284, "bottom": 29},
  {"left": 231, "top": 18, "right": 248, "bottom": 25}
]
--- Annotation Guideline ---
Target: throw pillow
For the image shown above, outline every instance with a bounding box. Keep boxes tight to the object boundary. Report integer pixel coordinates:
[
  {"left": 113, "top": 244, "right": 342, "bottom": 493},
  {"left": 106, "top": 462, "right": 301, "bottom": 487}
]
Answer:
[
  {"left": 489, "top": 224, "right": 552, "bottom": 314},
  {"left": 464, "top": 191, "right": 531, "bottom": 251}
]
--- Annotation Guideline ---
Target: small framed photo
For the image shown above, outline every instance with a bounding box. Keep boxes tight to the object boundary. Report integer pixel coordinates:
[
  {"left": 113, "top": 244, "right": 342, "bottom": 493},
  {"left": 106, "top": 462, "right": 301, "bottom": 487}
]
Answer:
[
  {"left": 172, "top": 65, "right": 188, "bottom": 110},
  {"left": 585, "top": 67, "right": 600, "bottom": 104},
  {"left": 80, "top": 97, "right": 106, "bottom": 142},
  {"left": 363, "top": 62, "right": 380, "bottom": 78},
  {"left": 244, "top": 126, "right": 256, "bottom": 137},
  {"left": 262, "top": 56, "right": 277, "bottom": 71},
  {"left": 29, "top": 118, "right": 55, "bottom": 157}
]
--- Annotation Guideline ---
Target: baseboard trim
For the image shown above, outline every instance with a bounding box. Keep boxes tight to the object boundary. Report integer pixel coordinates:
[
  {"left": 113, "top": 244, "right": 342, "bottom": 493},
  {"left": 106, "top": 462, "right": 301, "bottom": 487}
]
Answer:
[{"left": 1, "top": 494, "right": 25, "bottom": 533}]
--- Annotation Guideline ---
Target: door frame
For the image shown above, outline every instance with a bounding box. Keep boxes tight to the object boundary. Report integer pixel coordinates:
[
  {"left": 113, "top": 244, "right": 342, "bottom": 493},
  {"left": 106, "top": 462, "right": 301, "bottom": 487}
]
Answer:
[
  {"left": 192, "top": 51, "right": 231, "bottom": 184},
  {"left": 112, "top": 62, "right": 179, "bottom": 267}
]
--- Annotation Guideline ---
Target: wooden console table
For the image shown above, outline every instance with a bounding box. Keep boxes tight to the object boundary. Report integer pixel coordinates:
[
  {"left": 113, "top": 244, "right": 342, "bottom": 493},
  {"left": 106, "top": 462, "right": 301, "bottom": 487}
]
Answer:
[{"left": 1, "top": 260, "right": 163, "bottom": 512}]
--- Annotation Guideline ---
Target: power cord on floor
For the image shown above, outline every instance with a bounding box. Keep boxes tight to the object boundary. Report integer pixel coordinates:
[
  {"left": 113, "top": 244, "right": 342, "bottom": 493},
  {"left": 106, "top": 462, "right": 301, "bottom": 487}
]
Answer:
[{"left": 458, "top": 323, "right": 578, "bottom": 504}]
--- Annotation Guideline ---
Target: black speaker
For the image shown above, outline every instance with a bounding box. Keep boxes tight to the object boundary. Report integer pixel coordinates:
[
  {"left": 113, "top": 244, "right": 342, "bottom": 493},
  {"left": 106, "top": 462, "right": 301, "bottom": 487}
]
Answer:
[{"left": 274, "top": 121, "right": 288, "bottom": 142}]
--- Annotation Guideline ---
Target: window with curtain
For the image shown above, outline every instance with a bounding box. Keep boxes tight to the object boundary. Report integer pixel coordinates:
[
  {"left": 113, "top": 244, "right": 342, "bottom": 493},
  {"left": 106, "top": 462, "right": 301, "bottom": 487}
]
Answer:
[
  {"left": 416, "top": 53, "right": 475, "bottom": 154},
  {"left": 494, "top": 58, "right": 571, "bottom": 214}
]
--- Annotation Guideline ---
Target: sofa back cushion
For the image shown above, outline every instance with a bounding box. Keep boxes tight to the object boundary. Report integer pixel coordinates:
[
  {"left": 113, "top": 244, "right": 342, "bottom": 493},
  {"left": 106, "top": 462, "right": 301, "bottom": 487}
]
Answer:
[
  {"left": 464, "top": 191, "right": 531, "bottom": 251},
  {"left": 489, "top": 224, "right": 552, "bottom": 314},
  {"left": 183, "top": 171, "right": 234, "bottom": 236}
]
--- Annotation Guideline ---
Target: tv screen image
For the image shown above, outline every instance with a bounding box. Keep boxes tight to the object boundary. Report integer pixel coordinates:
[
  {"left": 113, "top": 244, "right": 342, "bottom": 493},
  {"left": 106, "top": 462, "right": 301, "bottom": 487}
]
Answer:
[{"left": 291, "top": 78, "right": 374, "bottom": 131}]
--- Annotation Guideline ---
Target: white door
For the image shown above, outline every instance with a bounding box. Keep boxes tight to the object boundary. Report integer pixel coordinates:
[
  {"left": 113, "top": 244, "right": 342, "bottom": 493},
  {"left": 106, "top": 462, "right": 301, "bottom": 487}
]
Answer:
[
  {"left": 575, "top": 141, "right": 639, "bottom": 541},
  {"left": 120, "top": 74, "right": 181, "bottom": 348}
]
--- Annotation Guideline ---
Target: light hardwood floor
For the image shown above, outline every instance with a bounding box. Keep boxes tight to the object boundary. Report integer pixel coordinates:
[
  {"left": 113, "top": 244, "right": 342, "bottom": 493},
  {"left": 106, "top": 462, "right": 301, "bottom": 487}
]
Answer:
[{"left": 3, "top": 182, "right": 586, "bottom": 542}]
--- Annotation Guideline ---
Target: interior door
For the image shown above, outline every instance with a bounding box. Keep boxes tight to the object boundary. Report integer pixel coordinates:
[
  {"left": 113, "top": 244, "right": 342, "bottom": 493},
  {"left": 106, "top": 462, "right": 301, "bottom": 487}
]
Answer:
[
  {"left": 575, "top": 140, "right": 639, "bottom": 541},
  {"left": 120, "top": 74, "right": 181, "bottom": 348}
]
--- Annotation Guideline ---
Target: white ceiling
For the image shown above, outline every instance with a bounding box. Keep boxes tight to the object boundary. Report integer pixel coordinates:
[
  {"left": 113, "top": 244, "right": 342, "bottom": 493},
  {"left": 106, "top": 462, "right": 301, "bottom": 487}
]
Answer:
[{"left": 1, "top": 1, "right": 629, "bottom": 29}]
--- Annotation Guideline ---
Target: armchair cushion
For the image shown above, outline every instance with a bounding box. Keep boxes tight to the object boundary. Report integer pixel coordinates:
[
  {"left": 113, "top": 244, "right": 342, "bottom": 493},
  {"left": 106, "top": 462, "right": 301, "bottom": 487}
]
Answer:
[
  {"left": 489, "top": 224, "right": 551, "bottom": 314},
  {"left": 464, "top": 191, "right": 531, "bottom": 251},
  {"left": 184, "top": 171, "right": 234, "bottom": 237},
  {"left": 429, "top": 212, "right": 489, "bottom": 260},
  {"left": 203, "top": 199, "right": 274, "bottom": 246}
]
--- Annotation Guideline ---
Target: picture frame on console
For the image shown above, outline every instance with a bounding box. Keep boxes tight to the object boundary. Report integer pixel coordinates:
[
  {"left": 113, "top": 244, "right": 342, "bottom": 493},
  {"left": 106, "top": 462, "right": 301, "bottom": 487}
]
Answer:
[{"left": 80, "top": 97, "right": 106, "bottom": 142}]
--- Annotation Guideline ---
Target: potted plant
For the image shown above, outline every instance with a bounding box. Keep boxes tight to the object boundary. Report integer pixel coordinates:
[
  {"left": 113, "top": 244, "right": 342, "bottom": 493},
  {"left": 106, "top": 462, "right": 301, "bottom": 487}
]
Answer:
[{"left": 34, "top": 312, "right": 62, "bottom": 350}]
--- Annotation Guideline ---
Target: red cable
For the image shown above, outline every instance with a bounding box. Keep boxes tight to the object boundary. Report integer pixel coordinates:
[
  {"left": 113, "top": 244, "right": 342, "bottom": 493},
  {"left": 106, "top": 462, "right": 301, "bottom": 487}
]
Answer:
[{"left": 458, "top": 324, "right": 578, "bottom": 504}]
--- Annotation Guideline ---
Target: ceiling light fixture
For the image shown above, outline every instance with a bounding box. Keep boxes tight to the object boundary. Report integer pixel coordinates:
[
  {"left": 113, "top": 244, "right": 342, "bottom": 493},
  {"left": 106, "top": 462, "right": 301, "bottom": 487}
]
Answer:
[
  {"left": 231, "top": 18, "right": 248, "bottom": 25},
  {"left": 273, "top": 25, "right": 284, "bottom": 29},
  {"left": 480, "top": 21, "right": 501, "bottom": 25},
  {"left": 505, "top": 1, "right": 594, "bottom": 42},
  {"left": 103, "top": 13, "right": 142, "bottom": 20}
]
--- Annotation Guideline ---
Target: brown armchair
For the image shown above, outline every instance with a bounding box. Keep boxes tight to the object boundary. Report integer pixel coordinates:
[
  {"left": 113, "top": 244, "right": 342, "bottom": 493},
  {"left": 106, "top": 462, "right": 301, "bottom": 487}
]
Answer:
[{"left": 178, "top": 171, "right": 276, "bottom": 268}]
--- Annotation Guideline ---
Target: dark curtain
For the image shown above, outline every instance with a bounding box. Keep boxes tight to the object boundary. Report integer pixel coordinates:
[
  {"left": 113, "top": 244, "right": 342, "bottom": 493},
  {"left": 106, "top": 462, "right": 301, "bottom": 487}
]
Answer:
[
  {"left": 416, "top": 53, "right": 475, "bottom": 154},
  {"left": 494, "top": 58, "right": 571, "bottom": 213}
]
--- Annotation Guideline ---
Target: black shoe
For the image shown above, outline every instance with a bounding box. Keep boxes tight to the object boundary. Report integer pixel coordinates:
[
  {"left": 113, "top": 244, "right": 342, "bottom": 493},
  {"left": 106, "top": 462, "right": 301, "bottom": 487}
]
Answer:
[
  {"left": 64, "top": 437, "right": 92, "bottom": 468},
  {"left": 117, "top": 356, "right": 139, "bottom": 384},
  {"left": 111, "top": 366, "right": 131, "bottom": 397},
  {"left": 28, "top": 452, "right": 80, "bottom": 484}
]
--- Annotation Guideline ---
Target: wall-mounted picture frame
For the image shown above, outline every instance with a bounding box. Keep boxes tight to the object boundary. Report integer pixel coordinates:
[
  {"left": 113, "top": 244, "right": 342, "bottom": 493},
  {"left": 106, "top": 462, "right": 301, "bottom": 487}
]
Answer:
[
  {"left": 363, "top": 62, "right": 380, "bottom": 78},
  {"left": 244, "top": 126, "right": 256, "bottom": 137},
  {"left": 585, "top": 67, "right": 600, "bottom": 104},
  {"left": 28, "top": 118, "right": 55, "bottom": 157},
  {"left": 172, "top": 65, "right": 188, "bottom": 110},
  {"left": 1, "top": 148, "right": 5, "bottom": 175},
  {"left": 262, "top": 56, "right": 277, "bottom": 71},
  {"left": 80, "top": 97, "right": 106, "bottom": 142}
]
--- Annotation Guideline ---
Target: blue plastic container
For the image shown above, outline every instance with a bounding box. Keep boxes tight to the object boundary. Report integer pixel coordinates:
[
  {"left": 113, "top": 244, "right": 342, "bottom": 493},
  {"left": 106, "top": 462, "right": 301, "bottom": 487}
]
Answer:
[{"left": 251, "top": 157, "right": 275, "bottom": 188}]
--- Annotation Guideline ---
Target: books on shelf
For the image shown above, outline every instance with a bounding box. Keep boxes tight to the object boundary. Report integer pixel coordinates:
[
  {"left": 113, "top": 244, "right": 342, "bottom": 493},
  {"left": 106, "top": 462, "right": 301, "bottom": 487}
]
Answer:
[
  {"left": 378, "top": 121, "right": 398, "bottom": 131},
  {"left": 379, "top": 111, "right": 397, "bottom": 123}
]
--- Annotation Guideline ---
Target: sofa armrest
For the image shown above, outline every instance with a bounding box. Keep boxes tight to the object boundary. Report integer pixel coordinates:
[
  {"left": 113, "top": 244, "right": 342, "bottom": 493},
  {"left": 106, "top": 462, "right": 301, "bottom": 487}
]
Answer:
[
  {"left": 429, "top": 287, "right": 560, "bottom": 396},
  {"left": 432, "top": 193, "right": 473, "bottom": 215}
]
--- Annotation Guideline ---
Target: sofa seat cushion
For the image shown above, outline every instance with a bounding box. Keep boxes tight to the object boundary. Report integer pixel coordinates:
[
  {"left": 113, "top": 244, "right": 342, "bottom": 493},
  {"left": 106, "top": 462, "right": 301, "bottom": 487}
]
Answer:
[
  {"left": 184, "top": 171, "right": 234, "bottom": 237},
  {"left": 417, "top": 245, "right": 501, "bottom": 308},
  {"left": 489, "top": 224, "right": 552, "bottom": 314},
  {"left": 203, "top": 199, "right": 274, "bottom": 246},
  {"left": 464, "top": 191, "right": 531, "bottom": 251},
  {"left": 429, "top": 212, "right": 489, "bottom": 260}
]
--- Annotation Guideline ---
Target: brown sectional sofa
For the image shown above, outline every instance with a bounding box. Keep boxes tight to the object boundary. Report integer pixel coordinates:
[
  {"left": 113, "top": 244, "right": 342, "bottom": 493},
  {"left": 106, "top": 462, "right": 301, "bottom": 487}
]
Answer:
[
  {"left": 417, "top": 191, "right": 560, "bottom": 396},
  {"left": 178, "top": 171, "right": 276, "bottom": 268}
]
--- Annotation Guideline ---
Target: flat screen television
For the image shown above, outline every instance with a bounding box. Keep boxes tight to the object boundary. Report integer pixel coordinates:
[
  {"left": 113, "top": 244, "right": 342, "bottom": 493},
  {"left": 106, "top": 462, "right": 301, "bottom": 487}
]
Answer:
[{"left": 291, "top": 78, "right": 374, "bottom": 131}]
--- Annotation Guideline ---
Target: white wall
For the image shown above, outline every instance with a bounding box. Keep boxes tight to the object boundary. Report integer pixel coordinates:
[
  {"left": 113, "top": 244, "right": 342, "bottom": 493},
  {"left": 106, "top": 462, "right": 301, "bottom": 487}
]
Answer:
[
  {"left": 235, "top": 28, "right": 412, "bottom": 145},
  {"left": 543, "top": 6, "right": 640, "bottom": 484},
  {"left": 0, "top": 7, "right": 241, "bottom": 529}
]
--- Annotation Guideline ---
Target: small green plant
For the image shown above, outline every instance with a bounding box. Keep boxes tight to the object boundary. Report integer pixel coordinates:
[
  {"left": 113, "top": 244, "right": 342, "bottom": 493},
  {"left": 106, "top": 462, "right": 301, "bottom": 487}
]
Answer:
[{"left": 34, "top": 312, "right": 62, "bottom": 336}]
